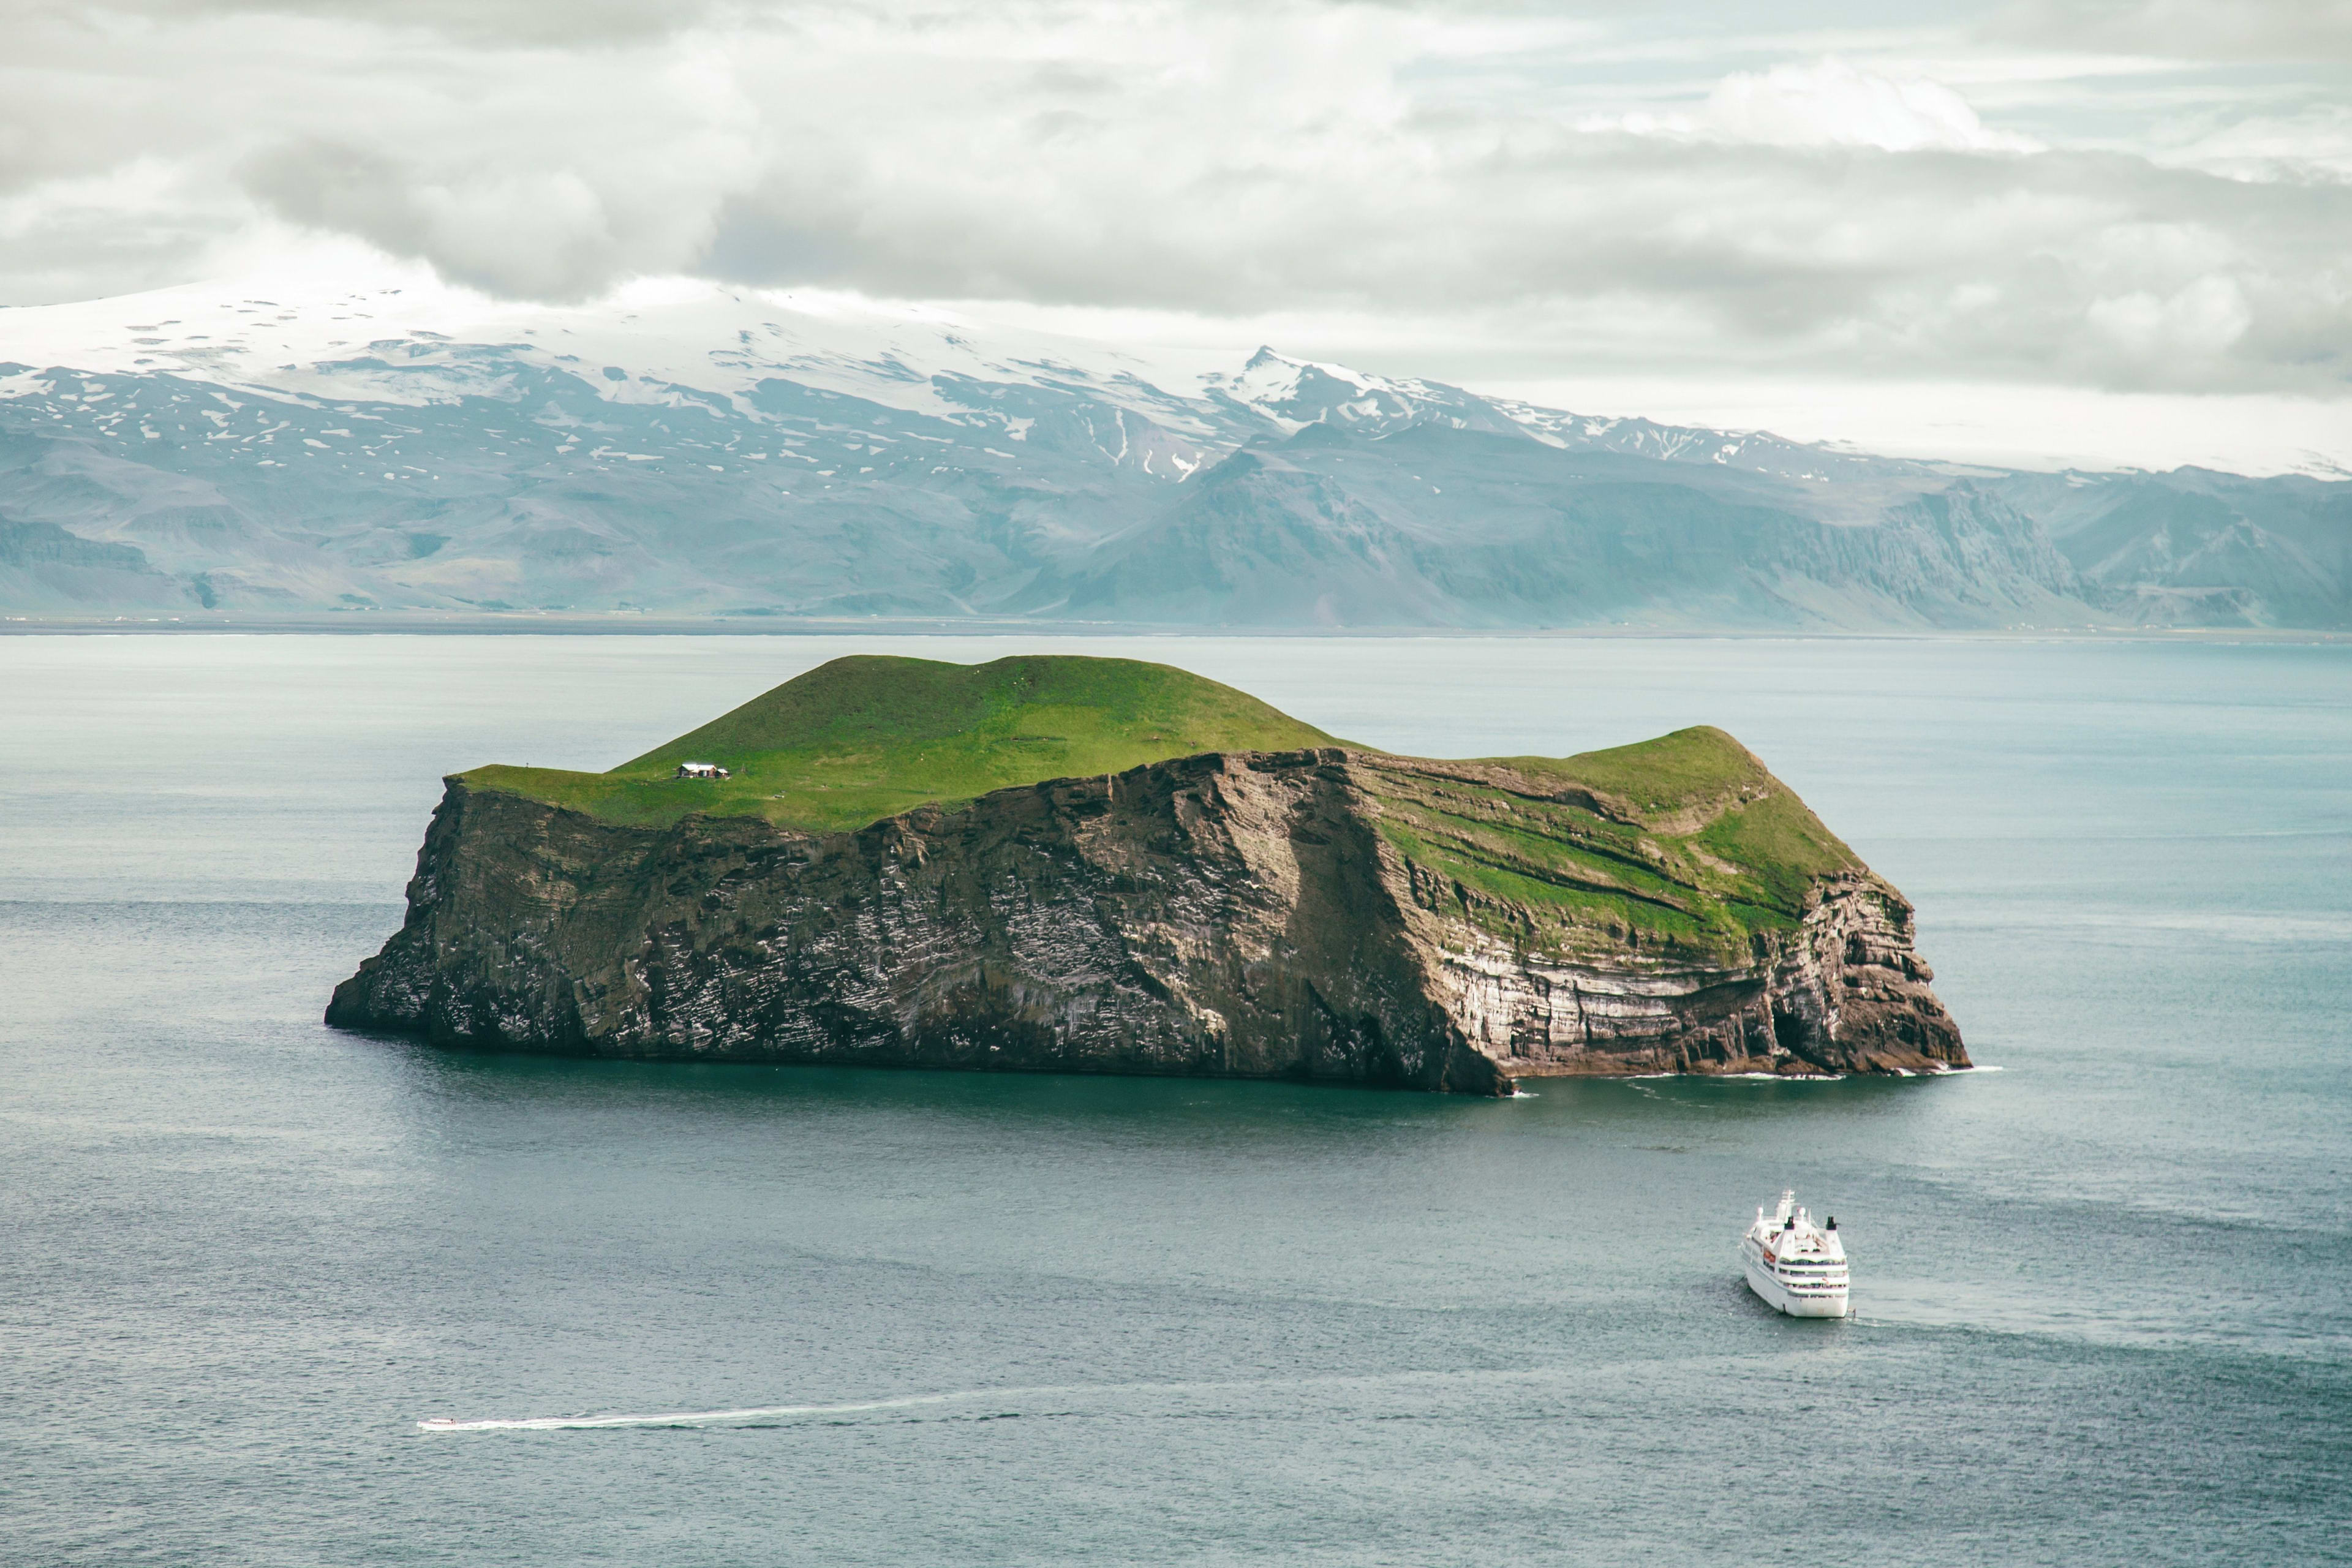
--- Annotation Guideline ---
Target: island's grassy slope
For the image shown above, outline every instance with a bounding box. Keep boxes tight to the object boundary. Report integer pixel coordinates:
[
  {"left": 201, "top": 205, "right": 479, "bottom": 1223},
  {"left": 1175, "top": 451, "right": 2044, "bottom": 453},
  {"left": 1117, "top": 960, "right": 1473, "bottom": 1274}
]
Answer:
[
  {"left": 461, "top": 654, "right": 1341, "bottom": 832},
  {"left": 1362, "top": 727, "right": 1863, "bottom": 965},
  {"left": 458, "top": 656, "right": 1861, "bottom": 970}
]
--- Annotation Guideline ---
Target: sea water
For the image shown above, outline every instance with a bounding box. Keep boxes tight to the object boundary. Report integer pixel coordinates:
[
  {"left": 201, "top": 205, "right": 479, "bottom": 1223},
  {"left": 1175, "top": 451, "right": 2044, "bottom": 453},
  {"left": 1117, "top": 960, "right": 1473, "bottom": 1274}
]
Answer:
[{"left": 2, "top": 633, "right": 2346, "bottom": 1566}]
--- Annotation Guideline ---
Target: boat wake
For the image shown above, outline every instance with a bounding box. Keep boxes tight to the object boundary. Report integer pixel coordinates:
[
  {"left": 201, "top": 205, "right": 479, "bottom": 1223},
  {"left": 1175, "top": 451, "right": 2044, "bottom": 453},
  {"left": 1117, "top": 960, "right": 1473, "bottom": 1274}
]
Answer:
[
  {"left": 434, "top": 1370, "right": 1536, "bottom": 1433},
  {"left": 418, "top": 1389, "right": 1017, "bottom": 1433},
  {"left": 416, "top": 1361, "right": 1747, "bottom": 1434}
]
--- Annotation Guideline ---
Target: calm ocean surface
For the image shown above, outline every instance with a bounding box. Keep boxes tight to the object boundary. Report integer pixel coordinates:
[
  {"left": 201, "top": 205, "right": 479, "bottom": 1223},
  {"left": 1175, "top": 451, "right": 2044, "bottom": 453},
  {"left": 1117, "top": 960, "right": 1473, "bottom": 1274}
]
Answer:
[{"left": 3, "top": 633, "right": 2347, "bottom": 1566}]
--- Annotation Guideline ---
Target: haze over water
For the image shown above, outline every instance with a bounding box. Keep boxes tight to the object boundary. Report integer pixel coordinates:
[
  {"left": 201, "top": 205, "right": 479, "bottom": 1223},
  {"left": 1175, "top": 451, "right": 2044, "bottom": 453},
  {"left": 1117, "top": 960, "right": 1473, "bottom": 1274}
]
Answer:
[{"left": 4, "top": 633, "right": 2347, "bottom": 1565}]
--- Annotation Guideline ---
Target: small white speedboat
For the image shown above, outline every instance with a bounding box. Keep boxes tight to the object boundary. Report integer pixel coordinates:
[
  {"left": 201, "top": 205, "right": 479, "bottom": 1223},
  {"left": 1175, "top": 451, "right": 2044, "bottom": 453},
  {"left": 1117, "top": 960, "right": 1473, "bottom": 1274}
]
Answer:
[{"left": 1740, "top": 1191, "right": 1850, "bottom": 1317}]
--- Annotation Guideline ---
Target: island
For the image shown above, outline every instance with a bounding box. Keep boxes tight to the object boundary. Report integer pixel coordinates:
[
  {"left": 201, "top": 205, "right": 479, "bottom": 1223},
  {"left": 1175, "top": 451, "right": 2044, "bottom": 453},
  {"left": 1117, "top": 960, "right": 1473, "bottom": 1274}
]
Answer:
[{"left": 327, "top": 655, "right": 1967, "bottom": 1094}]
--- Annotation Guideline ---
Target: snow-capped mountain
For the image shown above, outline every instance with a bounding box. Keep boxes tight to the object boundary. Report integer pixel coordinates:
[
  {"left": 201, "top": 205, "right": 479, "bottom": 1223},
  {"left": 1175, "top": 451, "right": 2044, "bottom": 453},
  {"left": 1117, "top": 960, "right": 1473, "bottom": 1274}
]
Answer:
[{"left": 2, "top": 271, "right": 2344, "bottom": 628}]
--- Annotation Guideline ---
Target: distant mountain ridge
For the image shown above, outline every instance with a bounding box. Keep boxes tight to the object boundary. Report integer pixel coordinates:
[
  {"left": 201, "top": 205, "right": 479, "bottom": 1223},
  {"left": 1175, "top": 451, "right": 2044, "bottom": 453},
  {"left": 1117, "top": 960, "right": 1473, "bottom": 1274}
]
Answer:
[{"left": 2, "top": 275, "right": 2345, "bottom": 628}]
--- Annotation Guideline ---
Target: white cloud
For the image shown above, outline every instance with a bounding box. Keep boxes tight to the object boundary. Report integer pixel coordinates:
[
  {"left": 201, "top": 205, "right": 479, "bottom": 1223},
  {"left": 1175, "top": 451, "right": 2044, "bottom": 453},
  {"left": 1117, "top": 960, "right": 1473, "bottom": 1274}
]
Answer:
[
  {"left": 228, "top": 31, "right": 764, "bottom": 300},
  {"left": 1705, "top": 58, "right": 2040, "bottom": 152},
  {"left": 2087, "top": 275, "right": 2252, "bottom": 360},
  {"left": 1476, "top": 369, "right": 2352, "bottom": 476},
  {"left": 1989, "top": 0, "right": 2352, "bottom": 63},
  {"left": 2154, "top": 104, "right": 2352, "bottom": 181},
  {"left": 0, "top": 0, "right": 2345, "bottom": 407}
]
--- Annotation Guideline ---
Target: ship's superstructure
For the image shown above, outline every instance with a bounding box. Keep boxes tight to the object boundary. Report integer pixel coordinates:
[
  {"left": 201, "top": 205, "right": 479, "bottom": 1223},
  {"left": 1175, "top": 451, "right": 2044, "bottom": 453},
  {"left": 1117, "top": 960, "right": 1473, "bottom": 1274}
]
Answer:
[{"left": 1740, "top": 1191, "right": 1850, "bottom": 1317}]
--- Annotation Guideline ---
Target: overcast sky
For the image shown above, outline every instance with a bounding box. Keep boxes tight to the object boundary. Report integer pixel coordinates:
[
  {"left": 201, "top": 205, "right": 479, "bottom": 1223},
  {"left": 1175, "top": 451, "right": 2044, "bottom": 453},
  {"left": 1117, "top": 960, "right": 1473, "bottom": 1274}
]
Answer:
[{"left": 4, "top": 0, "right": 2348, "bottom": 467}]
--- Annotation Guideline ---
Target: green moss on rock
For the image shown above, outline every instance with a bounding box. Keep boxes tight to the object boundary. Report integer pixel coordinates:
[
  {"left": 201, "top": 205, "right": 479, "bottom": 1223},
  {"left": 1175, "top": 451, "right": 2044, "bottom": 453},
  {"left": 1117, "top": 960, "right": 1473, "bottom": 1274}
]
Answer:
[{"left": 1357, "top": 728, "right": 1861, "bottom": 967}]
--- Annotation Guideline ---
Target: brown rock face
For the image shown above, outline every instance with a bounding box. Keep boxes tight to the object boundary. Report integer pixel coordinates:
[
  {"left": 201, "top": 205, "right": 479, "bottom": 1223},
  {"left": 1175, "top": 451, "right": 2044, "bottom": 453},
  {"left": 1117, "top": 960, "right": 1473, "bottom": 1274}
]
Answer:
[{"left": 328, "top": 748, "right": 1966, "bottom": 1093}]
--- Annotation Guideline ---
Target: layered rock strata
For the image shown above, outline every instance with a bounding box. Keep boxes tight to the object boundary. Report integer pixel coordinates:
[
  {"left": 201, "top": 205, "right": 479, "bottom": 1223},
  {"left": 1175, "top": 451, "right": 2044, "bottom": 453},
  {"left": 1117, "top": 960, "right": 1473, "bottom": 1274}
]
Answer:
[{"left": 328, "top": 747, "right": 1966, "bottom": 1094}]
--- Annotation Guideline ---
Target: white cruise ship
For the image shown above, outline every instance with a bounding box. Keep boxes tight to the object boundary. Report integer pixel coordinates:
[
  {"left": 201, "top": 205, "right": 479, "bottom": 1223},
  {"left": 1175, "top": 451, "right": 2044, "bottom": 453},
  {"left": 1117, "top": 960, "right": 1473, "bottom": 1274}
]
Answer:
[{"left": 1740, "top": 1191, "right": 1850, "bottom": 1317}]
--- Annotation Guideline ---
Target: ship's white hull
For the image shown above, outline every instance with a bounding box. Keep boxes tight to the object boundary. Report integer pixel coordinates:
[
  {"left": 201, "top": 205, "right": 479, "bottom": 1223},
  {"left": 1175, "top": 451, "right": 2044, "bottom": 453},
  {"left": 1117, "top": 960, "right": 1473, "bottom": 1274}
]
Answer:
[{"left": 1741, "top": 1249, "right": 1850, "bottom": 1318}]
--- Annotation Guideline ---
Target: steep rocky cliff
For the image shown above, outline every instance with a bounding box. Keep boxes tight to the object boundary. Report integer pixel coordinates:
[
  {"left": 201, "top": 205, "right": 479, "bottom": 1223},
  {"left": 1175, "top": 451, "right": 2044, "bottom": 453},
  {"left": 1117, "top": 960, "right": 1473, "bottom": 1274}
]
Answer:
[{"left": 328, "top": 729, "right": 1966, "bottom": 1094}]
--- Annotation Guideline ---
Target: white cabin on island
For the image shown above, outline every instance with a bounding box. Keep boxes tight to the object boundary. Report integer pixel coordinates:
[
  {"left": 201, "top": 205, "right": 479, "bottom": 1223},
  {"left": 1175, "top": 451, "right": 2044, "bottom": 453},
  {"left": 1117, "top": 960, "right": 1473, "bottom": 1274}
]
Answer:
[{"left": 674, "top": 761, "right": 730, "bottom": 780}]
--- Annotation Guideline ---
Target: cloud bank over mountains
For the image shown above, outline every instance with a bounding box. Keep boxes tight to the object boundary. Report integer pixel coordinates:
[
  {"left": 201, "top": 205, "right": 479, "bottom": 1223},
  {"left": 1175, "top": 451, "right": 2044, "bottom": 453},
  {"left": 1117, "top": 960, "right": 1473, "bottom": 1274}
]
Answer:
[{"left": 1, "top": 0, "right": 2345, "bottom": 462}]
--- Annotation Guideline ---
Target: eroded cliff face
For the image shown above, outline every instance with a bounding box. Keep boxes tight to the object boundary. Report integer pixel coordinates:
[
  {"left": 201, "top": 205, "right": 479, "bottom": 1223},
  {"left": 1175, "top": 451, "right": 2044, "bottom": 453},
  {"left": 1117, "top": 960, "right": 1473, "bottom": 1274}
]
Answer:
[
  {"left": 1425, "top": 872, "right": 1957, "bottom": 1076},
  {"left": 328, "top": 748, "right": 1966, "bottom": 1092}
]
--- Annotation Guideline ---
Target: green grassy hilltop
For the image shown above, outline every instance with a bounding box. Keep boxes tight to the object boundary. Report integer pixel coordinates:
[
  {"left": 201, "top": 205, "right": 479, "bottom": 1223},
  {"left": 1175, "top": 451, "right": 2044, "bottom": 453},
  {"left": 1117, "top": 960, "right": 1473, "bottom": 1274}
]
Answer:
[
  {"left": 463, "top": 654, "right": 1339, "bottom": 832},
  {"left": 460, "top": 653, "right": 1862, "bottom": 964},
  {"left": 1355, "top": 730, "right": 1860, "bottom": 962}
]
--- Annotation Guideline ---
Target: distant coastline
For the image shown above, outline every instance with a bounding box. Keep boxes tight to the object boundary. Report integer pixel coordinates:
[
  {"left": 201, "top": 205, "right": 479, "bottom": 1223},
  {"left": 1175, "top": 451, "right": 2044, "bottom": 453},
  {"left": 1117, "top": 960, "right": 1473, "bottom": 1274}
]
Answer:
[{"left": 9, "top": 613, "right": 2350, "bottom": 643}]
